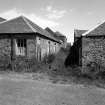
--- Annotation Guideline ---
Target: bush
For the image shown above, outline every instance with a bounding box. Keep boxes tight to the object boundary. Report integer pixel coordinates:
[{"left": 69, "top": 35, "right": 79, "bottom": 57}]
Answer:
[
  {"left": 0, "top": 55, "right": 11, "bottom": 70},
  {"left": 65, "top": 66, "right": 82, "bottom": 77},
  {"left": 12, "top": 57, "right": 40, "bottom": 72},
  {"left": 43, "top": 54, "right": 55, "bottom": 64},
  {"left": 81, "top": 61, "right": 105, "bottom": 79}
]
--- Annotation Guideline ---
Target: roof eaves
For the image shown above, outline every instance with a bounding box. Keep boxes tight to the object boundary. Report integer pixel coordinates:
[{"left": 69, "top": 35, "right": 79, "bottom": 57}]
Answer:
[
  {"left": 14, "top": 16, "right": 60, "bottom": 43},
  {"left": 45, "top": 30, "right": 60, "bottom": 43}
]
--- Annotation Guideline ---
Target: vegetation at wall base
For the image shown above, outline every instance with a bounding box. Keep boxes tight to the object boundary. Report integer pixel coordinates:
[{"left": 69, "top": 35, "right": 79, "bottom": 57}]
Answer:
[{"left": 0, "top": 47, "right": 105, "bottom": 89}]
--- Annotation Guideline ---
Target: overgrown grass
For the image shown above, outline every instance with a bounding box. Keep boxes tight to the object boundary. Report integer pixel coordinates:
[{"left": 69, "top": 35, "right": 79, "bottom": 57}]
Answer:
[
  {"left": 31, "top": 48, "right": 105, "bottom": 88},
  {"left": 1, "top": 47, "right": 105, "bottom": 89}
]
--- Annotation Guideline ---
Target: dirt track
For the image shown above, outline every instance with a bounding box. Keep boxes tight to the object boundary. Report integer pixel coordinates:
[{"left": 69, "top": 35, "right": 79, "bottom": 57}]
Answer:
[{"left": 0, "top": 73, "right": 105, "bottom": 105}]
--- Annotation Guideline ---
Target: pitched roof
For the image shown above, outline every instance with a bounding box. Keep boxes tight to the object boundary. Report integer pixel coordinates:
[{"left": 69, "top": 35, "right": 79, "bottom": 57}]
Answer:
[
  {"left": 0, "top": 16, "right": 35, "bottom": 33},
  {"left": 54, "top": 32, "right": 67, "bottom": 43},
  {"left": 45, "top": 27, "right": 63, "bottom": 43},
  {"left": 55, "top": 31, "right": 66, "bottom": 37},
  {"left": 45, "top": 27, "right": 55, "bottom": 36},
  {"left": 74, "top": 29, "right": 87, "bottom": 37},
  {"left": 0, "top": 17, "right": 6, "bottom": 23},
  {"left": 83, "top": 21, "right": 105, "bottom": 36},
  {"left": 45, "top": 27, "right": 57, "bottom": 38},
  {"left": 0, "top": 16, "right": 59, "bottom": 42},
  {"left": 24, "top": 17, "right": 58, "bottom": 41}
]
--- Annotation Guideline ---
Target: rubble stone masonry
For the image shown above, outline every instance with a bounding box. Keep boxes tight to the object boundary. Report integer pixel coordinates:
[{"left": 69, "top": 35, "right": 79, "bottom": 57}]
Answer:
[{"left": 82, "top": 36, "right": 105, "bottom": 70}]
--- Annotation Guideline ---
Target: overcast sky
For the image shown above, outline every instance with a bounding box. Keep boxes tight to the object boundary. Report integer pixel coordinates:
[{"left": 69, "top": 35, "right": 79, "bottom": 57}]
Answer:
[{"left": 0, "top": 0, "right": 105, "bottom": 43}]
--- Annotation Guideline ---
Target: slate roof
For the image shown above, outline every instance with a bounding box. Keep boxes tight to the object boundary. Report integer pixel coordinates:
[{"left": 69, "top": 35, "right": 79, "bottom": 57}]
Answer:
[
  {"left": 45, "top": 27, "right": 61, "bottom": 43},
  {"left": 83, "top": 21, "right": 105, "bottom": 36},
  {"left": 45, "top": 27, "right": 66, "bottom": 43},
  {"left": 74, "top": 29, "right": 87, "bottom": 37},
  {"left": 55, "top": 31, "right": 65, "bottom": 37},
  {"left": 45, "top": 27, "right": 55, "bottom": 36},
  {"left": 45, "top": 27, "right": 57, "bottom": 38},
  {"left": 54, "top": 31, "right": 67, "bottom": 42},
  {"left": 0, "top": 16, "right": 59, "bottom": 42},
  {"left": 0, "top": 17, "right": 6, "bottom": 23}
]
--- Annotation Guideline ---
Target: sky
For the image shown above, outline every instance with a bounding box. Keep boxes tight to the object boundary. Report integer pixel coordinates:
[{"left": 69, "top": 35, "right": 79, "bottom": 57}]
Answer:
[{"left": 0, "top": 0, "right": 105, "bottom": 44}]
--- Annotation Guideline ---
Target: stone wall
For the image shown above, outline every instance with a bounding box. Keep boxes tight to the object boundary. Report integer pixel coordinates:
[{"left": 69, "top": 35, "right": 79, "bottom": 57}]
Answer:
[
  {"left": 82, "top": 36, "right": 105, "bottom": 70},
  {"left": 13, "top": 36, "right": 60, "bottom": 61},
  {"left": 49, "top": 41, "right": 55, "bottom": 54},
  {"left": 0, "top": 39, "right": 11, "bottom": 56},
  {"left": 55, "top": 43, "right": 61, "bottom": 54},
  {"left": 0, "top": 38, "right": 11, "bottom": 68},
  {"left": 40, "top": 37, "right": 49, "bottom": 58},
  {"left": 36, "top": 36, "right": 48, "bottom": 60},
  {"left": 0, "top": 35, "right": 60, "bottom": 69},
  {"left": 27, "top": 39, "right": 36, "bottom": 59},
  {"left": 12, "top": 36, "right": 61, "bottom": 71},
  {"left": 36, "top": 36, "right": 60, "bottom": 61}
]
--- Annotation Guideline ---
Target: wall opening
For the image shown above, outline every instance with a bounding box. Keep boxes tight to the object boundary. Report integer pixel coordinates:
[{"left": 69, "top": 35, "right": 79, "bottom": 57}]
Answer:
[{"left": 15, "top": 39, "right": 26, "bottom": 56}]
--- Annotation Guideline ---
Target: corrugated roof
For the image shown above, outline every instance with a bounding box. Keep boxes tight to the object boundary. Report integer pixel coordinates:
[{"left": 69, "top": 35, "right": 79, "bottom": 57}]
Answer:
[
  {"left": 83, "top": 21, "right": 105, "bottom": 36},
  {"left": 74, "top": 29, "right": 87, "bottom": 37},
  {"left": 0, "top": 16, "right": 59, "bottom": 42}
]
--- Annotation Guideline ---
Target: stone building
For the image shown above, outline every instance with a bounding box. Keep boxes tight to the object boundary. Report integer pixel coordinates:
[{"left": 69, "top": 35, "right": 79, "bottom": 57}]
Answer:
[
  {"left": 82, "top": 22, "right": 105, "bottom": 70},
  {"left": 0, "top": 16, "right": 61, "bottom": 69},
  {"left": 69, "top": 21, "right": 105, "bottom": 71},
  {"left": 55, "top": 31, "right": 67, "bottom": 48},
  {"left": 45, "top": 27, "right": 67, "bottom": 48}
]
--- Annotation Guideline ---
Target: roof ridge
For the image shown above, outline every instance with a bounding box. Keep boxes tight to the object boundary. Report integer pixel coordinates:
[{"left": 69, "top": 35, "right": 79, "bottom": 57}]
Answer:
[
  {"left": 23, "top": 16, "right": 45, "bottom": 34},
  {"left": 22, "top": 16, "right": 36, "bottom": 32},
  {"left": 22, "top": 16, "right": 59, "bottom": 42},
  {"left": 83, "top": 21, "right": 105, "bottom": 36}
]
